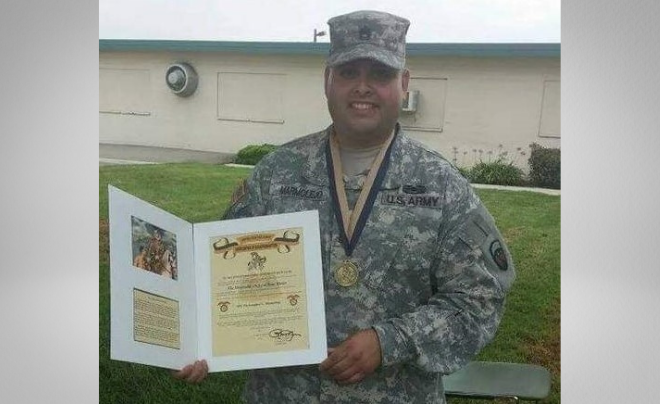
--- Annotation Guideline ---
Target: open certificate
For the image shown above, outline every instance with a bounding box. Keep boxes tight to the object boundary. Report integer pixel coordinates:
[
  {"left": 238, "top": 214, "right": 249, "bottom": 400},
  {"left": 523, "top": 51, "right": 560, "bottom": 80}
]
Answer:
[{"left": 108, "top": 185, "right": 327, "bottom": 372}]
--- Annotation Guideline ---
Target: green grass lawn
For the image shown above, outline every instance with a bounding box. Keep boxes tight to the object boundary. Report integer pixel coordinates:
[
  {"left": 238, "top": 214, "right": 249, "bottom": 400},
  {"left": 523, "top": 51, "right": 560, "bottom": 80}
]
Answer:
[{"left": 99, "top": 163, "right": 560, "bottom": 404}]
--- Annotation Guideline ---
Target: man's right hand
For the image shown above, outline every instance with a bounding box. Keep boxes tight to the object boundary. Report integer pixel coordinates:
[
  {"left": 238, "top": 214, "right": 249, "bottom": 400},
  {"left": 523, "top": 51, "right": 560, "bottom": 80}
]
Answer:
[{"left": 172, "top": 359, "right": 208, "bottom": 384}]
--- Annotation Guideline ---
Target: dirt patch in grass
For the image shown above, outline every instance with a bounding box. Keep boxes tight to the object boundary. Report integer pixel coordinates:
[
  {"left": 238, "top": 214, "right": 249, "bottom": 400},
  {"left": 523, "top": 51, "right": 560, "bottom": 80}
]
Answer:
[
  {"left": 502, "top": 226, "right": 526, "bottom": 244},
  {"left": 100, "top": 219, "right": 109, "bottom": 260},
  {"left": 523, "top": 298, "right": 560, "bottom": 376}
]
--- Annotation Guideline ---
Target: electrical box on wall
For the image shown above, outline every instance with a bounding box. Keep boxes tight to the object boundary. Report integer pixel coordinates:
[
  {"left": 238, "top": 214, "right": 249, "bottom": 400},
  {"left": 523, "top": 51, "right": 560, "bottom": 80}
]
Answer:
[
  {"left": 165, "top": 62, "right": 199, "bottom": 97},
  {"left": 401, "top": 90, "right": 419, "bottom": 113}
]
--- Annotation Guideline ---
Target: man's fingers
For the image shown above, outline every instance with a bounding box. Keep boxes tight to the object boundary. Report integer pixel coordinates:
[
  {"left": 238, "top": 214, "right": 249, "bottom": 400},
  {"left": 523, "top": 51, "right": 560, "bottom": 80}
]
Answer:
[
  {"left": 197, "top": 360, "right": 209, "bottom": 382},
  {"left": 320, "top": 329, "right": 382, "bottom": 384},
  {"left": 187, "top": 362, "right": 202, "bottom": 383},
  {"left": 331, "top": 364, "right": 359, "bottom": 381},
  {"left": 172, "top": 360, "right": 208, "bottom": 384},
  {"left": 319, "top": 348, "right": 345, "bottom": 371},
  {"left": 172, "top": 364, "right": 192, "bottom": 380},
  {"left": 323, "top": 354, "right": 353, "bottom": 377},
  {"left": 337, "top": 372, "right": 365, "bottom": 385},
  {"left": 189, "top": 360, "right": 208, "bottom": 383}
]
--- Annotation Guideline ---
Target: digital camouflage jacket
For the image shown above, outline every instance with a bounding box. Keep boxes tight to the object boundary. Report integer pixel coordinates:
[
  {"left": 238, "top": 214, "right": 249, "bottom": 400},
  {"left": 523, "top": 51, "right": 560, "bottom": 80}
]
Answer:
[{"left": 224, "top": 125, "right": 515, "bottom": 404}]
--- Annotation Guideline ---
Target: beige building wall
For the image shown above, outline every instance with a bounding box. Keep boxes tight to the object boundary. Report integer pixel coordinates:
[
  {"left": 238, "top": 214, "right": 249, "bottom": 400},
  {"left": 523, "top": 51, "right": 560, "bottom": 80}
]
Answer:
[
  {"left": 404, "top": 55, "right": 560, "bottom": 167},
  {"left": 100, "top": 49, "right": 559, "bottom": 168}
]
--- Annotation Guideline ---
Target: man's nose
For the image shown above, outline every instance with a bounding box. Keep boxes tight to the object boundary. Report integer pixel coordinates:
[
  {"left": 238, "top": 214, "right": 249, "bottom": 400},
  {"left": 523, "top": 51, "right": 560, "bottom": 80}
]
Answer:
[{"left": 353, "top": 73, "right": 372, "bottom": 96}]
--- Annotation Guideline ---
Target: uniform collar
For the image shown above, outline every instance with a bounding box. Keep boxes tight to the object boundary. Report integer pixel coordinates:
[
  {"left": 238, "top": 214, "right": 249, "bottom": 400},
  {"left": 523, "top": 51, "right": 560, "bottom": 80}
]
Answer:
[
  {"left": 301, "top": 126, "right": 333, "bottom": 186},
  {"left": 379, "top": 125, "right": 406, "bottom": 190},
  {"left": 301, "top": 124, "right": 408, "bottom": 190}
]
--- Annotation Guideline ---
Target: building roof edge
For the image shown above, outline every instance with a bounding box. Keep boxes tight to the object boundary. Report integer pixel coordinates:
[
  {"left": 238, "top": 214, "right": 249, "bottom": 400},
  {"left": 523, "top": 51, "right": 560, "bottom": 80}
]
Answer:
[{"left": 99, "top": 39, "right": 560, "bottom": 57}]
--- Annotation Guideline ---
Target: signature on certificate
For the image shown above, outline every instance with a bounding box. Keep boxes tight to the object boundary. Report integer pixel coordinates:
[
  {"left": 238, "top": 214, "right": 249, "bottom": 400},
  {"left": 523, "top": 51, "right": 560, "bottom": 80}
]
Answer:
[{"left": 269, "top": 328, "right": 301, "bottom": 342}]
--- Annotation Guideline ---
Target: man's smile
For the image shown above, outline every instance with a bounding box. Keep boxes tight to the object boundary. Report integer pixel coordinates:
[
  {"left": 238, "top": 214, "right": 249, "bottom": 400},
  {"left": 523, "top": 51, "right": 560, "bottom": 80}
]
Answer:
[{"left": 349, "top": 102, "right": 378, "bottom": 111}]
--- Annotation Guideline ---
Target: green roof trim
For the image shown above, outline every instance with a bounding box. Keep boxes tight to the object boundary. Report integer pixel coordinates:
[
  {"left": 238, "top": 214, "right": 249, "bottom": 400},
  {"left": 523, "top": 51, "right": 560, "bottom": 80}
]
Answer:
[{"left": 99, "top": 39, "right": 560, "bottom": 58}]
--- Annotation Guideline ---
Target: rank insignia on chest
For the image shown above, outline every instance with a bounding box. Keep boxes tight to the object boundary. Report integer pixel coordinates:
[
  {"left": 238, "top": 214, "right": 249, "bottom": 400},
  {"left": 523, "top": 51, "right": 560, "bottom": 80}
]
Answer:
[
  {"left": 381, "top": 193, "right": 441, "bottom": 208},
  {"left": 358, "top": 26, "right": 372, "bottom": 40},
  {"left": 402, "top": 184, "right": 427, "bottom": 194}
]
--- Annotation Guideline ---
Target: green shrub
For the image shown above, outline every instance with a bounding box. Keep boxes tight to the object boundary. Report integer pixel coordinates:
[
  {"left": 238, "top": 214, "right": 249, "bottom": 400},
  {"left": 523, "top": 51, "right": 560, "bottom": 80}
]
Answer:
[
  {"left": 457, "top": 166, "right": 472, "bottom": 181},
  {"left": 235, "top": 144, "right": 278, "bottom": 165},
  {"left": 467, "top": 159, "right": 525, "bottom": 186},
  {"left": 528, "top": 143, "right": 560, "bottom": 189}
]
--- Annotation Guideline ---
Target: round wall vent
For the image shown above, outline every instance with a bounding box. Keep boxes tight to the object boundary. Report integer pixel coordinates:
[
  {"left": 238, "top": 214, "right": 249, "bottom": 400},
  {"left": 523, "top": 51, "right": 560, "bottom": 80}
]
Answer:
[{"left": 165, "top": 63, "right": 198, "bottom": 97}]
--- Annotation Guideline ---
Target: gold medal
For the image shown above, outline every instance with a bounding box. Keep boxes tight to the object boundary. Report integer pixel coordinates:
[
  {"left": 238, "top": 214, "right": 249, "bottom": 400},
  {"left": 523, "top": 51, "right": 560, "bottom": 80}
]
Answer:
[{"left": 334, "top": 260, "right": 359, "bottom": 287}]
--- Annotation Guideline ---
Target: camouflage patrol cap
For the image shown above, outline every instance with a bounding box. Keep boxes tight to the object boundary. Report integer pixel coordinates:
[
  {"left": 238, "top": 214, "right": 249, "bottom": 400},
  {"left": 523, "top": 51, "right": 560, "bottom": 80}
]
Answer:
[{"left": 327, "top": 10, "right": 410, "bottom": 70}]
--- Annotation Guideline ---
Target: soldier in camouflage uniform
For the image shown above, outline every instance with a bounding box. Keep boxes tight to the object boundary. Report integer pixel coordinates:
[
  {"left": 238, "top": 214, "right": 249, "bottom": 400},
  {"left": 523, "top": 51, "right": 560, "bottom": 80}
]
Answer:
[{"left": 174, "top": 10, "right": 515, "bottom": 404}]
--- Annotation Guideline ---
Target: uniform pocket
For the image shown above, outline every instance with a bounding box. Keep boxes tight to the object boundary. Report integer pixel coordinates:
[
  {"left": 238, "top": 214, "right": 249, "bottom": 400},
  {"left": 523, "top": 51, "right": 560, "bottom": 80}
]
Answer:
[{"left": 357, "top": 207, "right": 437, "bottom": 311}]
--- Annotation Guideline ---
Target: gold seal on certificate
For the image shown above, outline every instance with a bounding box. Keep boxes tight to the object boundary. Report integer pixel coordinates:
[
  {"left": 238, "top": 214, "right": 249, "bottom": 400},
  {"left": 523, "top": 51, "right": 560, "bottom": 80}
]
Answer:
[{"left": 334, "top": 260, "right": 359, "bottom": 287}]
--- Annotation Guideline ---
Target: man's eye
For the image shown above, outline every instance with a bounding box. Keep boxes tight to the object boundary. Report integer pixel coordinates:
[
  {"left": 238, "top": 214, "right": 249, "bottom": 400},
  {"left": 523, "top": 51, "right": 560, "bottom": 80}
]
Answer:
[
  {"left": 371, "top": 68, "right": 396, "bottom": 81},
  {"left": 339, "top": 68, "right": 359, "bottom": 79}
]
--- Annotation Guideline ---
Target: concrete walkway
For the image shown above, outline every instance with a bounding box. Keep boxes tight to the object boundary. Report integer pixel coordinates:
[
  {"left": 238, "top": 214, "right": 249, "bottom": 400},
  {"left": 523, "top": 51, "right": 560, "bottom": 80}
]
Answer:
[
  {"left": 99, "top": 144, "right": 234, "bottom": 165},
  {"left": 470, "top": 183, "right": 560, "bottom": 196},
  {"left": 99, "top": 144, "right": 559, "bottom": 195}
]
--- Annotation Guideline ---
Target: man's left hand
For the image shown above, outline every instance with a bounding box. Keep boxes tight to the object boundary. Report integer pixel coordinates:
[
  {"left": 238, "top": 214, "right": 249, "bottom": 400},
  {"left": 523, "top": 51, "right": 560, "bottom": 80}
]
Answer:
[{"left": 319, "top": 328, "right": 382, "bottom": 384}]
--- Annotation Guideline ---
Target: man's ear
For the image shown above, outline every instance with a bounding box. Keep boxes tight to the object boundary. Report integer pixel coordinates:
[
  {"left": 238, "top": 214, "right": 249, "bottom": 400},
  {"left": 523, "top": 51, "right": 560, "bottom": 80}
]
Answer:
[
  {"left": 401, "top": 69, "right": 410, "bottom": 92},
  {"left": 324, "top": 67, "right": 331, "bottom": 97}
]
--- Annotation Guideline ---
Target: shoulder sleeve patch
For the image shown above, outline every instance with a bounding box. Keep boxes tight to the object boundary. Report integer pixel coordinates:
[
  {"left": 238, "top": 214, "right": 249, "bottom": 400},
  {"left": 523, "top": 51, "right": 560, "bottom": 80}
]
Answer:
[
  {"left": 489, "top": 239, "right": 509, "bottom": 271},
  {"left": 455, "top": 205, "right": 516, "bottom": 291}
]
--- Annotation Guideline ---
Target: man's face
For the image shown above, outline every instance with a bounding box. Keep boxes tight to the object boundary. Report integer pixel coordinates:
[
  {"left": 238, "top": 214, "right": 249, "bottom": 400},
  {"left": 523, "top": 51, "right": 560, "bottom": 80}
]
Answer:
[{"left": 325, "top": 59, "right": 409, "bottom": 146}]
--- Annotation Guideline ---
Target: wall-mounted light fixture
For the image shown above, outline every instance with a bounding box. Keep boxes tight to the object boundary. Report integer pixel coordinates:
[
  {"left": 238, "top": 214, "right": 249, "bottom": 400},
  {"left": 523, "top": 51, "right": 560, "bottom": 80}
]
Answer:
[
  {"left": 313, "top": 29, "right": 326, "bottom": 43},
  {"left": 165, "top": 63, "right": 198, "bottom": 97}
]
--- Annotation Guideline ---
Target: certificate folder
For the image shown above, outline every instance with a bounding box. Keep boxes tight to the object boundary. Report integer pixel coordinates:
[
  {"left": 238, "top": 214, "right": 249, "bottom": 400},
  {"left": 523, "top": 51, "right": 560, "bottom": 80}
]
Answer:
[{"left": 108, "top": 185, "right": 327, "bottom": 372}]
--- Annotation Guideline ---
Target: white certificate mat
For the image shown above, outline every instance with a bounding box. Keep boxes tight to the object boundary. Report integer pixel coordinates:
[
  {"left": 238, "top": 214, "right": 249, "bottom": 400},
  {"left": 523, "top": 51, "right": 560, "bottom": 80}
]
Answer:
[
  {"left": 194, "top": 211, "right": 327, "bottom": 372},
  {"left": 108, "top": 185, "right": 327, "bottom": 372},
  {"left": 109, "top": 186, "right": 197, "bottom": 371}
]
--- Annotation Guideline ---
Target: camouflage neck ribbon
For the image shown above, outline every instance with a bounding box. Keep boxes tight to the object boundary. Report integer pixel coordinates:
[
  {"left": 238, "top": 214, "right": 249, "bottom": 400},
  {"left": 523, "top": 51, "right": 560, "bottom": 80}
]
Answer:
[{"left": 326, "top": 128, "right": 397, "bottom": 256}]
